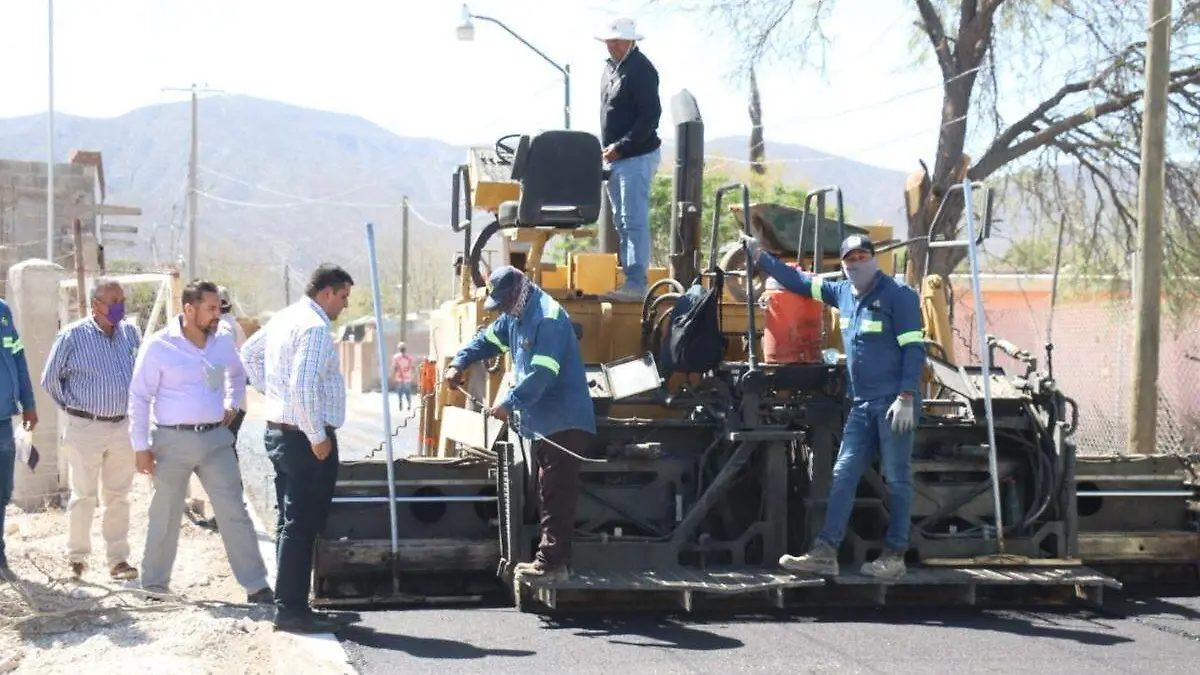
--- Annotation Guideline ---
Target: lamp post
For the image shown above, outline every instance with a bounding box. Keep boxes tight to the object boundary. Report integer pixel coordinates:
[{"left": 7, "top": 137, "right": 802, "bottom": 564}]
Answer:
[{"left": 457, "top": 4, "right": 571, "bottom": 130}]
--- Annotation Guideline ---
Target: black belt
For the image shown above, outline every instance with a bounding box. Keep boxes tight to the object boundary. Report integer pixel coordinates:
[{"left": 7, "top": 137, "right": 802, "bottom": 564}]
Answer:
[
  {"left": 66, "top": 408, "right": 126, "bottom": 423},
  {"left": 158, "top": 422, "right": 223, "bottom": 433},
  {"left": 267, "top": 422, "right": 336, "bottom": 434}
]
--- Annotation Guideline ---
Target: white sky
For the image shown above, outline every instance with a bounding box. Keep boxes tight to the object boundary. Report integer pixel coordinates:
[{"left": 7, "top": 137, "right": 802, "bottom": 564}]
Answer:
[{"left": 1, "top": 0, "right": 958, "bottom": 173}]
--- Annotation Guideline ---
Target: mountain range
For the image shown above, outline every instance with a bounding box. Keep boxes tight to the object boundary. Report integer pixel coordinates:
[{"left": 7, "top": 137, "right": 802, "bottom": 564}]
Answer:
[{"left": 0, "top": 95, "right": 1008, "bottom": 310}]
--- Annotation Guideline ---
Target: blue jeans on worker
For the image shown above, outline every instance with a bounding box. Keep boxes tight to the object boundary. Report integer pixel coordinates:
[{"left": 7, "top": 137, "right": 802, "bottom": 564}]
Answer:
[
  {"left": 393, "top": 381, "right": 414, "bottom": 410},
  {"left": 607, "top": 147, "right": 661, "bottom": 291},
  {"left": 265, "top": 426, "right": 339, "bottom": 619},
  {"left": 819, "top": 397, "right": 915, "bottom": 552},
  {"left": 0, "top": 417, "right": 15, "bottom": 568}
]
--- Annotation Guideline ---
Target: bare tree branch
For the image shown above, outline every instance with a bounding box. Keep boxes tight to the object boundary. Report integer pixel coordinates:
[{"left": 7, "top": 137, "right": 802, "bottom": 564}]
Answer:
[{"left": 974, "top": 64, "right": 1200, "bottom": 178}]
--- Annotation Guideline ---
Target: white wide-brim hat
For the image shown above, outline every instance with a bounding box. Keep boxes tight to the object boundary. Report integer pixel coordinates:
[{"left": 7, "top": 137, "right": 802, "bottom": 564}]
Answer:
[{"left": 595, "top": 17, "right": 643, "bottom": 41}]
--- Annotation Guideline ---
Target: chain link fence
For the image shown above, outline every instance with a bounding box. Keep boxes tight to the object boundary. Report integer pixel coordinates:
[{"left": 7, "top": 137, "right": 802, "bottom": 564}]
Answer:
[{"left": 948, "top": 283, "right": 1200, "bottom": 456}]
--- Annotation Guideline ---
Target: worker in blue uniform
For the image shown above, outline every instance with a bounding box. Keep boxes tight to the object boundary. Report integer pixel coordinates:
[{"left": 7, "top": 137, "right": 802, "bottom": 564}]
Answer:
[
  {"left": 742, "top": 232, "right": 926, "bottom": 580},
  {"left": 444, "top": 266, "right": 597, "bottom": 581}
]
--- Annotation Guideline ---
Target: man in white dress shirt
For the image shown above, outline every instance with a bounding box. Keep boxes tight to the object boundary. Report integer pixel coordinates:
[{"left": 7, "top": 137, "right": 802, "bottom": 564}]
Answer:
[
  {"left": 241, "top": 264, "right": 352, "bottom": 634},
  {"left": 128, "top": 279, "right": 272, "bottom": 602}
]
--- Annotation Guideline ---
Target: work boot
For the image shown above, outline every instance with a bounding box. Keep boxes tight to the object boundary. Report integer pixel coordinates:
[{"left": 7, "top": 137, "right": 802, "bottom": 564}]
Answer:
[
  {"left": 69, "top": 562, "right": 86, "bottom": 579},
  {"left": 601, "top": 284, "right": 645, "bottom": 303},
  {"left": 860, "top": 549, "right": 907, "bottom": 580},
  {"left": 247, "top": 587, "right": 275, "bottom": 605},
  {"left": 514, "top": 560, "right": 569, "bottom": 582},
  {"left": 779, "top": 540, "right": 839, "bottom": 576},
  {"left": 110, "top": 561, "right": 139, "bottom": 580}
]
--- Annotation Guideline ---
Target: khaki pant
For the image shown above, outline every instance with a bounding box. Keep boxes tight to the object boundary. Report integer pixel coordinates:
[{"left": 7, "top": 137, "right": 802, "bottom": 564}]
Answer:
[
  {"left": 63, "top": 416, "right": 136, "bottom": 567},
  {"left": 141, "top": 426, "right": 268, "bottom": 594}
]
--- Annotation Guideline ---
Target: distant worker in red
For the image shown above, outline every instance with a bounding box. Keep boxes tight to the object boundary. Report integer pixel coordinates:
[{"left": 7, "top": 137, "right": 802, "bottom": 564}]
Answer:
[{"left": 391, "top": 342, "right": 415, "bottom": 412}]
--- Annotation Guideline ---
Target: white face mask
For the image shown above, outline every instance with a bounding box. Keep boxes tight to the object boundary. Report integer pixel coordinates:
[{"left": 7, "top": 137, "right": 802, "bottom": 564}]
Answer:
[{"left": 843, "top": 258, "right": 879, "bottom": 292}]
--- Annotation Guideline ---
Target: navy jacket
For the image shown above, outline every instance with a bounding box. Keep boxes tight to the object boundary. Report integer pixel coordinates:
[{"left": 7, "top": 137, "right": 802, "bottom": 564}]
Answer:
[
  {"left": 0, "top": 299, "right": 36, "bottom": 419},
  {"left": 757, "top": 252, "right": 926, "bottom": 402},
  {"left": 600, "top": 46, "right": 662, "bottom": 159},
  {"left": 451, "top": 287, "right": 596, "bottom": 439}
]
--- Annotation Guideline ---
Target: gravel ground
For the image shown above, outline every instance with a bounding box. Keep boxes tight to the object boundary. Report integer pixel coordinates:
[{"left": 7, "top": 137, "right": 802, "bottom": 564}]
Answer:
[{"left": 0, "top": 463, "right": 276, "bottom": 674}]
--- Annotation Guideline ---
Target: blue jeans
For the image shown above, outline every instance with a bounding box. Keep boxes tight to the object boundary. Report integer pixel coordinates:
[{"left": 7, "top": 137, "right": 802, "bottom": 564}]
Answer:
[
  {"left": 819, "top": 398, "right": 915, "bottom": 552},
  {"left": 0, "top": 418, "right": 14, "bottom": 566},
  {"left": 393, "top": 382, "right": 414, "bottom": 409},
  {"left": 607, "top": 147, "right": 661, "bottom": 290}
]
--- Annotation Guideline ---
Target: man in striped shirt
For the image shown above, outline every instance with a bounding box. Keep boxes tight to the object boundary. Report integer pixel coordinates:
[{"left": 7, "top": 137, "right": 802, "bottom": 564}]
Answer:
[
  {"left": 241, "top": 264, "right": 351, "bottom": 634},
  {"left": 40, "top": 279, "right": 141, "bottom": 581}
]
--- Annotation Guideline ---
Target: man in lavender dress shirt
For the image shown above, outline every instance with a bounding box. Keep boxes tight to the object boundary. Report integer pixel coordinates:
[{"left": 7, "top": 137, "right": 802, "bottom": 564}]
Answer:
[{"left": 128, "top": 279, "right": 272, "bottom": 603}]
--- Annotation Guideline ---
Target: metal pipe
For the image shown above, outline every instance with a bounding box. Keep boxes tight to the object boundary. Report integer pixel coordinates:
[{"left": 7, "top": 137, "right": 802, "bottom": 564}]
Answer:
[
  {"left": 365, "top": 222, "right": 401, "bottom": 591},
  {"left": 962, "top": 181, "right": 1005, "bottom": 553},
  {"left": 1075, "top": 490, "right": 1195, "bottom": 498},
  {"left": 332, "top": 495, "right": 499, "bottom": 504}
]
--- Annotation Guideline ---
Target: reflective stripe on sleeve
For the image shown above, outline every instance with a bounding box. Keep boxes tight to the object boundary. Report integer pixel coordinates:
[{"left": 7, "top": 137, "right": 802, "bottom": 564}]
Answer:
[
  {"left": 2, "top": 336, "right": 22, "bottom": 354},
  {"left": 530, "top": 354, "right": 560, "bottom": 375},
  {"left": 485, "top": 325, "right": 508, "bottom": 352},
  {"left": 810, "top": 277, "right": 823, "bottom": 301},
  {"left": 897, "top": 330, "right": 923, "bottom": 346}
]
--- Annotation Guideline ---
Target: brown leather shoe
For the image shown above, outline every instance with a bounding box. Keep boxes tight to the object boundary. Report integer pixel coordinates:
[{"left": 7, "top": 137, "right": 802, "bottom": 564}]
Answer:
[
  {"left": 70, "top": 562, "right": 85, "bottom": 579},
  {"left": 110, "top": 562, "right": 139, "bottom": 580}
]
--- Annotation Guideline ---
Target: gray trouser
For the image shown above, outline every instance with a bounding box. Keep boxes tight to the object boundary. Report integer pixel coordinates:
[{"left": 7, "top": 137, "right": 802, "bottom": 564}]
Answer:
[{"left": 141, "top": 425, "right": 268, "bottom": 594}]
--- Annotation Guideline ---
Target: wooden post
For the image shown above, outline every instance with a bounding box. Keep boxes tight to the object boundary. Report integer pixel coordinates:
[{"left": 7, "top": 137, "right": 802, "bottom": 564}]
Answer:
[{"left": 72, "top": 217, "right": 86, "bottom": 318}]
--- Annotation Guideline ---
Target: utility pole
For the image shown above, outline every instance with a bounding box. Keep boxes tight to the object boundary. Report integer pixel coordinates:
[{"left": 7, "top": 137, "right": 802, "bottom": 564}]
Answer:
[
  {"left": 163, "top": 83, "right": 222, "bottom": 278},
  {"left": 1128, "top": 0, "right": 1173, "bottom": 456},
  {"left": 46, "top": 0, "right": 56, "bottom": 262},
  {"left": 400, "top": 196, "right": 410, "bottom": 342},
  {"left": 284, "top": 259, "right": 292, "bottom": 305}
]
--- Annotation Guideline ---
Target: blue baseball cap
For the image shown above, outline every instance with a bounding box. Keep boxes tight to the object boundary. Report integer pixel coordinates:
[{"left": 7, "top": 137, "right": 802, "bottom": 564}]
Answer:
[
  {"left": 839, "top": 234, "right": 876, "bottom": 259},
  {"left": 483, "top": 265, "right": 526, "bottom": 311}
]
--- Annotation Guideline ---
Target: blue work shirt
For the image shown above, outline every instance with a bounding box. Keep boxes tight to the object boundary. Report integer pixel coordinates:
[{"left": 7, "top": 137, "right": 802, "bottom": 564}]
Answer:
[
  {"left": 0, "top": 300, "right": 35, "bottom": 419},
  {"left": 757, "top": 252, "right": 926, "bottom": 402},
  {"left": 451, "top": 287, "right": 597, "bottom": 439}
]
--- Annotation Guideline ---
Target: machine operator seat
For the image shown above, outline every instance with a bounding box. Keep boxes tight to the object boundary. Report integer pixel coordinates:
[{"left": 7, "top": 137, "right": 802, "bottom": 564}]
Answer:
[{"left": 498, "top": 131, "right": 603, "bottom": 229}]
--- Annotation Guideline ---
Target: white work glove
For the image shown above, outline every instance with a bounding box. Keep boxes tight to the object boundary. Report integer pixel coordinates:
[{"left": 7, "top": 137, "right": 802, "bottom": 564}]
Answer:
[
  {"left": 886, "top": 395, "right": 915, "bottom": 435},
  {"left": 740, "top": 233, "right": 762, "bottom": 262}
]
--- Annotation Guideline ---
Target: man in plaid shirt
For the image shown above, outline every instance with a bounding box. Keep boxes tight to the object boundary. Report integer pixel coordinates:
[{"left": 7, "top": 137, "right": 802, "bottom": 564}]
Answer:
[{"left": 241, "top": 264, "right": 353, "bottom": 634}]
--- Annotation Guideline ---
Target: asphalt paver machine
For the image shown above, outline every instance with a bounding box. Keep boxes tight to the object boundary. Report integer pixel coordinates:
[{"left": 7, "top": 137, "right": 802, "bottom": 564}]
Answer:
[{"left": 311, "top": 90, "right": 1198, "bottom": 613}]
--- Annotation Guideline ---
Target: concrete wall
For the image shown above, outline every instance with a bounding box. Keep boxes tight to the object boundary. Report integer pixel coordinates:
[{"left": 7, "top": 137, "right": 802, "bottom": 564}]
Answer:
[
  {"left": 6, "top": 259, "right": 66, "bottom": 508},
  {"left": 0, "top": 159, "right": 96, "bottom": 295}
]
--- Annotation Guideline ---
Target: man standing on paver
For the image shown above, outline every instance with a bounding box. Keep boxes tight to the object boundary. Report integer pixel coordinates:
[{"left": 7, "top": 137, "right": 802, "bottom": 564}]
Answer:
[
  {"left": 597, "top": 16, "right": 662, "bottom": 303},
  {"left": 444, "top": 266, "right": 596, "bottom": 581},
  {"left": 128, "top": 279, "right": 272, "bottom": 603},
  {"left": 0, "top": 297, "right": 37, "bottom": 575},
  {"left": 391, "top": 342, "right": 414, "bottom": 412},
  {"left": 40, "top": 279, "right": 139, "bottom": 581},
  {"left": 241, "top": 264, "right": 353, "bottom": 634},
  {"left": 742, "top": 233, "right": 925, "bottom": 580}
]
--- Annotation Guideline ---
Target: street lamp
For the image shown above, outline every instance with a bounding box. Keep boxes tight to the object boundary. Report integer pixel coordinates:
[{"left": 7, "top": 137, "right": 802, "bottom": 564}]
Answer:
[{"left": 456, "top": 4, "right": 571, "bottom": 130}]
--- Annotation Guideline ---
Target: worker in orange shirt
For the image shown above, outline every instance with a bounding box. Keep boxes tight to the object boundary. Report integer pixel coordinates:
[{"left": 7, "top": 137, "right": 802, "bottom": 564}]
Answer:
[{"left": 391, "top": 342, "right": 415, "bottom": 411}]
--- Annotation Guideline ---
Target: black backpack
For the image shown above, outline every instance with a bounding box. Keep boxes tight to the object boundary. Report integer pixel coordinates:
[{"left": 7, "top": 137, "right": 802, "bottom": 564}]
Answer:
[{"left": 660, "top": 270, "right": 727, "bottom": 376}]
